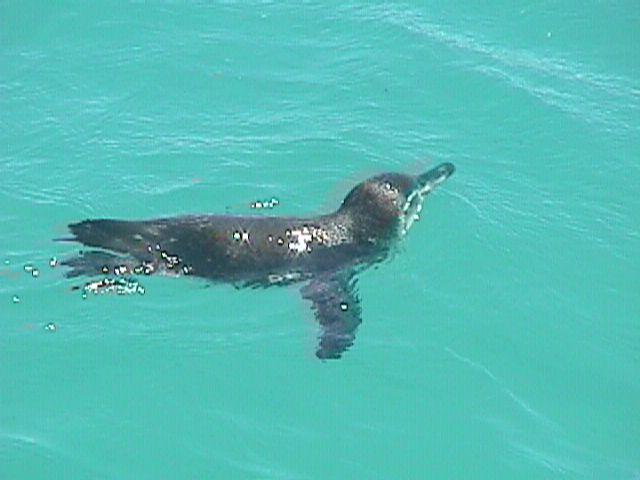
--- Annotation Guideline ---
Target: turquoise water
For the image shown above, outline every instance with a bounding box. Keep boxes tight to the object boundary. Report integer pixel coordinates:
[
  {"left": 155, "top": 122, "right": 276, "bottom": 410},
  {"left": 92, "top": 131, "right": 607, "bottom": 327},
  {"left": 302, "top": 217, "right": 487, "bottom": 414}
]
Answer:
[{"left": 2, "top": 1, "right": 639, "bottom": 478}]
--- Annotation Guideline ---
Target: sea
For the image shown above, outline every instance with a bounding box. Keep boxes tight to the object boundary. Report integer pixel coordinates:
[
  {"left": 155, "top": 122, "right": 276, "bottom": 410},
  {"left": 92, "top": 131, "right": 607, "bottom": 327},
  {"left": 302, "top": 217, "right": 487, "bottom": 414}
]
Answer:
[{"left": 1, "top": 1, "right": 638, "bottom": 478}]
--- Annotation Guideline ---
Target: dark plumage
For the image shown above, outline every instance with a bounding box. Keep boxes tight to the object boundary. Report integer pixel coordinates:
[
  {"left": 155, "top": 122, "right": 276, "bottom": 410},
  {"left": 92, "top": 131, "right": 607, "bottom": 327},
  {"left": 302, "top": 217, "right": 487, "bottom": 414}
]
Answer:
[{"left": 61, "top": 163, "right": 455, "bottom": 359}]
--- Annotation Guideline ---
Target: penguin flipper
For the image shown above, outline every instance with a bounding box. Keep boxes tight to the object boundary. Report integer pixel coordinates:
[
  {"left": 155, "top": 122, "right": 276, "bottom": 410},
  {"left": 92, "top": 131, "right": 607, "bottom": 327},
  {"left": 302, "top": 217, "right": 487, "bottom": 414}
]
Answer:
[{"left": 301, "top": 272, "right": 362, "bottom": 360}]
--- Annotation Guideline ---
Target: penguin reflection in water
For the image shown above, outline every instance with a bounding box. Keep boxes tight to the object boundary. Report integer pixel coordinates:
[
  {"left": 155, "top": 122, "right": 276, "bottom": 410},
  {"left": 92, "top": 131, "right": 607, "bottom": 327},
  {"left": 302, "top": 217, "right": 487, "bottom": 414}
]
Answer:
[{"left": 62, "top": 163, "right": 455, "bottom": 359}]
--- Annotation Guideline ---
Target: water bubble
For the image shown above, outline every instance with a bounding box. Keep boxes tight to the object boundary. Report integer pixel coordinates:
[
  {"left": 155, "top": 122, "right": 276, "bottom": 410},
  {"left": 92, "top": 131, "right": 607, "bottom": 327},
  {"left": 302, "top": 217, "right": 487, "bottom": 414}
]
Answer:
[
  {"left": 82, "top": 277, "right": 147, "bottom": 297},
  {"left": 49, "top": 257, "right": 58, "bottom": 268},
  {"left": 250, "top": 197, "right": 279, "bottom": 209},
  {"left": 31, "top": 269, "right": 40, "bottom": 278},
  {"left": 44, "top": 322, "right": 57, "bottom": 332},
  {"left": 340, "top": 302, "right": 348, "bottom": 311},
  {"left": 12, "top": 295, "right": 20, "bottom": 304}
]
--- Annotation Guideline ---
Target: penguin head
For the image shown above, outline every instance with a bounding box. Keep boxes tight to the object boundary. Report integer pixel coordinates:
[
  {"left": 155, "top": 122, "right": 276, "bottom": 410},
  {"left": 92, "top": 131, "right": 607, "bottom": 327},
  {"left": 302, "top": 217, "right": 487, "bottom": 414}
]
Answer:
[{"left": 339, "top": 163, "right": 455, "bottom": 239}]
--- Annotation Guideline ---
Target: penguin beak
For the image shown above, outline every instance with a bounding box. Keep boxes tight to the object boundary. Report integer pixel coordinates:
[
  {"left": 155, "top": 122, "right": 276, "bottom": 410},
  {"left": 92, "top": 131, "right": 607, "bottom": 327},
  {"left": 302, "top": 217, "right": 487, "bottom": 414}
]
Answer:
[
  {"left": 399, "top": 163, "right": 455, "bottom": 235},
  {"left": 415, "top": 163, "right": 455, "bottom": 194}
]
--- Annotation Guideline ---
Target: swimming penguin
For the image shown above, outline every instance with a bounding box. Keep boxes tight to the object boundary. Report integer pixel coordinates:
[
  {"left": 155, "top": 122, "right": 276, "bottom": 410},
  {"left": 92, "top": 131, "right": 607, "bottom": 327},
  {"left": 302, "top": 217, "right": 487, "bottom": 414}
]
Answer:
[{"left": 61, "top": 162, "right": 455, "bottom": 359}]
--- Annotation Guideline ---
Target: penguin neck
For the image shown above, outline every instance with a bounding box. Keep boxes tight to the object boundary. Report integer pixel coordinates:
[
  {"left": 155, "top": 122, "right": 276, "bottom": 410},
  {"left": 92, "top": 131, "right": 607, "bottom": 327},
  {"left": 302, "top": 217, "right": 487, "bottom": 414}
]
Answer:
[{"left": 334, "top": 203, "right": 400, "bottom": 246}]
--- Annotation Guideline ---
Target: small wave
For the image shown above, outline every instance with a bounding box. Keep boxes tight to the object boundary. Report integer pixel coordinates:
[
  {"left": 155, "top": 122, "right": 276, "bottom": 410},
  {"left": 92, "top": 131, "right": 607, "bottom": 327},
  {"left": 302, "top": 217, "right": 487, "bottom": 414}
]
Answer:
[
  {"left": 357, "top": 4, "right": 639, "bottom": 141},
  {"left": 0, "top": 430, "right": 56, "bottom": 457},
  {"left": 444, "top": 345, "right": 557, "bottom": 428}
]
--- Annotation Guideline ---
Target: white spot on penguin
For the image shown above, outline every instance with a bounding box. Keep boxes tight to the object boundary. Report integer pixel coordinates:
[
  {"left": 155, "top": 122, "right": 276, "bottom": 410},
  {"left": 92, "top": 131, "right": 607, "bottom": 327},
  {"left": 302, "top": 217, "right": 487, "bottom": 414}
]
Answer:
[{"left": 288, "top": 226, "right": 313, "bottom": 254}]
